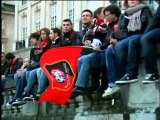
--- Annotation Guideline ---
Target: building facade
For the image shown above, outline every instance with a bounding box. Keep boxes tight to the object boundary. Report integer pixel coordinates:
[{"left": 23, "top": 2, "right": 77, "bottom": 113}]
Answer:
[
  {"left": 11, "top": 0, "right": 159, "bottom": 53},
  {"left": 1, "top": 1, "right": 15, "bottom": 53}
]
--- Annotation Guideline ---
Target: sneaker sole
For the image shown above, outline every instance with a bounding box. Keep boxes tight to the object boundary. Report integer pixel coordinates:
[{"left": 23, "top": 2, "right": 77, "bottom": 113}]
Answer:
[
  {"left": 12, "top": 101, "right": 27, "bottom": 106},
  {"left": 115, "top": 79, "right": 138, "bottom": 84},
  {"left": 22, "top": 97, "right": 34, "bottom": 101},
  {"left": 102, "top": 88, "right": 120, "bottom": 98},
  {"left": 142, "top": 79, "right": 159, "bottom": 84},
  {"left": 6, "top": 103, "right": 12, "bottom": 107}
]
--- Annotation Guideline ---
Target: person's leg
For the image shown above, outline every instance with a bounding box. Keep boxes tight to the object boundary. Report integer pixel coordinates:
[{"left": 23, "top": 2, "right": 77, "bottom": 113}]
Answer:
[
  {"left": 24, "top": 68, "right": 38, "bottom": 96},
  {"left": 8, "top": 70, "right": 28, "bottom": 106},
  {"left": 100, "top": 50, "right": 108, "bottom": 93},
  {"left": 37, "top": 68, "right": 48, "bottom": 94},
  {"left": 1, "top": 76, "right": 14, "bottom": 91},
  {"left": 102, "top": 46, "right": 120, "bottom": 97},
  {"left": 36, "top": 68, "right": 42, "bottom": 81},
  {"left": 15, "top": 70, "right": 27, "bottom": 99},
  {"left": 90, "top": 51, "right": 101, "bottom": 91},
  {"left": 126, "top": 34, "right": 142, "bottom": 77},
  {"left": 141, "top": 28, "right": 160, "bottom": 83},
  {"left": 115, "top": 35, "right": 142, "bottom": 84},
  {"left": 75, "top": 52, "right": 97, "bottom": 88}
]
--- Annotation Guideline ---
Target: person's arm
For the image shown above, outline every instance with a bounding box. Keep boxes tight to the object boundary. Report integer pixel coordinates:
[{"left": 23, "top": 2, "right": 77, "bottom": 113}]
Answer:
[
  {"left": 145, "top": 5, "right": 160, "bottom": 33},
  {"left": 113, "top": 14, "right": 129, "bottom": 41}
]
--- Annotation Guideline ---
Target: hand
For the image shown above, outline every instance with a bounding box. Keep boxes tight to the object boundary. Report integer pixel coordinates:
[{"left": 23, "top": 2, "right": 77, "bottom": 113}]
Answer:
[
  {"left": 84, "top": 40, "right": 91, "bottom": 46},
  {"left": 110, "top": 38, "right": 117, "bottom": 45},
  {"left": 93, "top": 46, "right": 101, "bottom": 51},
  {"left": 108, "top": 44, "right": 113, "bottom": 48},
  {"left": 35, "top": 50, "right": 42, "bottom": 54},
  {"left": 18, "top": 71, "right": 23, "bottom": 77}
]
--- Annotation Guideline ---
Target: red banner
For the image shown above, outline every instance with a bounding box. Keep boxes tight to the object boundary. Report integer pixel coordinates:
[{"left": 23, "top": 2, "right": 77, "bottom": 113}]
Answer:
[{"left": 38, "top": 46, "right": 83, "bottom": 104}]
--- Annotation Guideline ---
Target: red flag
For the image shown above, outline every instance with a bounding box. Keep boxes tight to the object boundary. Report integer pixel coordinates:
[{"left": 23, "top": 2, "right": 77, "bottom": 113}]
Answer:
[{"left": 38, "top": 46, "right": 83, "bottom": 104}]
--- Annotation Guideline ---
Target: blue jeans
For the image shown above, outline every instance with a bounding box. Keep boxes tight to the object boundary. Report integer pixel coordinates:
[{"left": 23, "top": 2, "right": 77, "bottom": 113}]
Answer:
[
  {"left": 115, "top": 34, "right": 142, "bottom": 77},
  {"left": 106, "top": 34, "right": 142, "bottom": 87},
  {"left": 1, "top": 74, "right": 14, "bottom": 90},
  {"left": 75, "top": 51, "right": 104, "bottom": 87},
  {"left": 141, "top": 28, "right": 160, "bottom": 76},
  {"left": 105, "top": 46, "right": 117, "bottom": 87},
  {"left": 36, "top": 68, "right": 48, "bottom": 94},
  {"left": 25, "top": 68, "right": 39, "bottom": 94},
  {"left": 13, "top": 70, "right": 27, "bottom": 99}
]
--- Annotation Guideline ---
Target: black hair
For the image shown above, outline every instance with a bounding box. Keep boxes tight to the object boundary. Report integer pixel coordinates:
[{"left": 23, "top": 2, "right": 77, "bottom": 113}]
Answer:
[
  {"left": 5, "top": 52, "right": 15, "bottom": 60},
  {"left": 63, "top": 19, "right": 73, "bottom": 25},
  {"left": 29, "top": 32, "right": 40, "bottom": 40},
  {"left": 81, "top": 9, "right": 93, "bottom": 17},
  {"left": 94, "top": 7, "right": 105, "bottom": 18},
  {"left": 103, "top": 5, "right": 121, "bottom": 17},
  {"left": 51, "top": 27, "right": 61, "bottom": 37}
]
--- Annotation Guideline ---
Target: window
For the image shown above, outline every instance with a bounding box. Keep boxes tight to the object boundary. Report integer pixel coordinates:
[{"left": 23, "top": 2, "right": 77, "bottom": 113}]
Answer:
[
  {"left": 21, "top": 16, "right": 27, "bottom": 41},
  {"left": 50, "top": 3, "right": 57, "bottom": 28},
  {"left": 35, "top": 10, "right": 40, "bottom": 31},
  {"left": 22, "top": 0, "right": 27, "bottom": 5},
  {"left": 68, "top": 1, "right": 74, "bottom": 25}
]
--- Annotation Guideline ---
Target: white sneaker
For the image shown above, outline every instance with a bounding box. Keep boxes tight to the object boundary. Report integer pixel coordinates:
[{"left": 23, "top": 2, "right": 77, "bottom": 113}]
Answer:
[{"left": 102, "top": 87, "right": 120, "bottom": 98}]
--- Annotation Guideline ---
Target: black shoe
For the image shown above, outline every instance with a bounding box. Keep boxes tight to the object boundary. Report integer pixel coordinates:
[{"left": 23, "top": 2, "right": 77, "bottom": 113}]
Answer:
[
  {"left": 142, "top": 74, "right": 159, "bottom": 84},
  {"left": 12, "top": 99, "right": 27, "bottom": 106},
  {"left": 115, "top": 74, "right": 138, "bottom": 84},
  {"left": 34, "top": 94, "right": 41, "bottom": 101},
  {"left": 70, "top": 86, "right": 86, "bottom": 99},
  {"left": 6, "top": 99, "right": 16, "bottom": 107},
  {"left": 22, "top": 93, "right": 35, "bottom": 101}
]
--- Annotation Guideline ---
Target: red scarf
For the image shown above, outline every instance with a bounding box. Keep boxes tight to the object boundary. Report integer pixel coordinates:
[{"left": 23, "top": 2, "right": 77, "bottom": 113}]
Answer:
[
  {"left": 40, "top": 39, "right": 47, "bottom": 50},
  {"left": 10, "top": 57, "right": 18, "bottom": 73},
  {"left": 96, "top": 18, "right": 104, "bottom": 26}
]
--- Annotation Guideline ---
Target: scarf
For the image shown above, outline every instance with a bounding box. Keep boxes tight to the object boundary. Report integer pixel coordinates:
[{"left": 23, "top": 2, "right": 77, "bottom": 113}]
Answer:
[
  {"left": 125, "top": 4, "right": 148, "bottom": 32},
  {"left": 10, "top": 57, "right": 18, "bottom": 73},
  {"left": 40, "top": 39, "right": 47, "bottom": 49}
]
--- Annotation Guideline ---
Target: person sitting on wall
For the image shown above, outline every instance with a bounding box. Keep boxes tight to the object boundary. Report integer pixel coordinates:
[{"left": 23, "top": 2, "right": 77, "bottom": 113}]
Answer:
[{"left": 141, "top": 0, "right": 160, "bottom": 84}]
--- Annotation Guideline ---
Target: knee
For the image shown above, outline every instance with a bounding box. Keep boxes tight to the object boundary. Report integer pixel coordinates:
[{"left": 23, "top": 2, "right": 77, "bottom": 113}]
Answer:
[{"left": 105, "top": 47, "right": 113, "bottom": 56}]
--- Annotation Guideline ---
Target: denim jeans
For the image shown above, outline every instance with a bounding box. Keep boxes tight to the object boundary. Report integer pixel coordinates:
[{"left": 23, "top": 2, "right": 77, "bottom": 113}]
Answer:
[
  {"left": 105, "top": 46, "right": 117, "bottom": 87},
  {"left": 115, "top": 34, "right": 142, "bottom": 77},
  {"left": 13, "top": 69, "right": 27, "bottom": 99},
  {"left": 25, "top": 68, "right": 39, "bottom": 94},
  {"left": 1, "top": 74, "right": 14, "bottom": 91},
  {"left": 141, "top": 28, "right": 160, "bottom": 76},
  {"left": 75, "top": 51, "right": 105, "bottom": 87},
  {"left": 105, "top": 34, "right": 142, "bottom": 87},
  {"left": 36, "top": 68, "right": 48, "bottom": 94}
]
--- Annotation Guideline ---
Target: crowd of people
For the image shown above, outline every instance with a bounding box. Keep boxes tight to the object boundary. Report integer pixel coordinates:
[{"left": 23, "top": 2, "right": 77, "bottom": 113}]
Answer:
[{"left": 1, "top": 0, "right": 160, "bottom": 107}]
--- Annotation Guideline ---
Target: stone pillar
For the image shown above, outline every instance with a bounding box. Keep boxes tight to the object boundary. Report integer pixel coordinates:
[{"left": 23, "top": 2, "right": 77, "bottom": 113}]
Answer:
[
  {"left": 26, "top": 1, "right": 31, "bottom": 48},
  {"left": 73, "top": 1, "right": 81, "bottom": 31},
  {"left": 13, "top": 1, "right": 19, "bottom": 51},
  {"left": 40, "top": 1, "right": 46, "bottom": 28}
]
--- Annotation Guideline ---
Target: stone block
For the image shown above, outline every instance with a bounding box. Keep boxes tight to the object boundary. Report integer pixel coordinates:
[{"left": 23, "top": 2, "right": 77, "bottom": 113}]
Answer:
[
  {"left": 21, "top": 101, "right": 38, "bottom": 116},
  {"left": 130, "top": 113, "right": 156, "bottom": 120}
]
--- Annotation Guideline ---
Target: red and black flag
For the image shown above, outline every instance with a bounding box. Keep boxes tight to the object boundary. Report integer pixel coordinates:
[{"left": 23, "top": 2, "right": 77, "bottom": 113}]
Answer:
[{"left": 38, "top": 46, "right": 93, "bottom": 104}]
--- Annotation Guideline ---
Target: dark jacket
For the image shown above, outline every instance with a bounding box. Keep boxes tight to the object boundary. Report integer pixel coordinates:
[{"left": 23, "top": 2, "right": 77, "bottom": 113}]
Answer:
[
  {"left": 27, "top": 47, "right": 41, "bottom": 71},
  {"left": 100, "top": 20, "right": 119, "bottom": 50},
  {"left": 114, "top": 7, "right": 152, "bottom": 41},
  {"left": 1, "top": 60, "right": 10, "bottom": 75},
  {"left": 5, "top": 57, "right": 23, "bottom": 77},
  {"left": 145, "top": 5, "right": 160, "bottom": 33},
  {"left": 50, "top": 37, "right": 63, "bottom": 48},
  {"left": 62, "top": 30, "right": 83, "bottom": 46}
]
